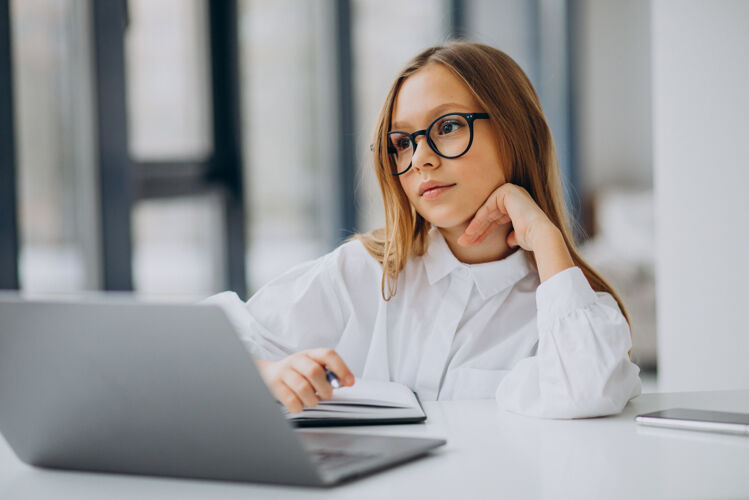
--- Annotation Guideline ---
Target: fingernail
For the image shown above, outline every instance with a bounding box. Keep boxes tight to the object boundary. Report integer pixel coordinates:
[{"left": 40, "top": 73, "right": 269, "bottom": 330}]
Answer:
[{"left": 345, "top": 375, "right": 354, "bottom": 385}]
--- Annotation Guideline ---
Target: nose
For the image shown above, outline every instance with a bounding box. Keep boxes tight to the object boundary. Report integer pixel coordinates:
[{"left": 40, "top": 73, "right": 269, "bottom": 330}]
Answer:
[{"left": 410, "top": 135, "right": 439, "bottom": 173}]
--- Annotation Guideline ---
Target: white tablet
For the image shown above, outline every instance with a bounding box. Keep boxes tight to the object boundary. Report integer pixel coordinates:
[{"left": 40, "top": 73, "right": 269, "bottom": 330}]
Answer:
[{"left": 635, "top": 408, "right": 749, "bottom": 436}]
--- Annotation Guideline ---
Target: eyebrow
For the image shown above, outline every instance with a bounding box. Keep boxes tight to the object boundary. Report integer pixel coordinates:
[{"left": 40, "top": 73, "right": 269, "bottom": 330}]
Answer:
[{"left": 391, "top": 102, "right": 472, "bottom": 131}]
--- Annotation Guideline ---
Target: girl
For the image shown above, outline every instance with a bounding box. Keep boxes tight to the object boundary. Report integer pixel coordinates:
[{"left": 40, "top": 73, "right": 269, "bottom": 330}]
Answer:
[{"left": 208, "top": 41, "right": 641, "bottom": 419}]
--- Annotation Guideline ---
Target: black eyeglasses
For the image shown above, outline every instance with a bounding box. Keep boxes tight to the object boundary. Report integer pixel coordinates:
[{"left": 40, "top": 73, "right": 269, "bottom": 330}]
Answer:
[{"left": 385, "top": 112, "right": 489, "bottom": 175}]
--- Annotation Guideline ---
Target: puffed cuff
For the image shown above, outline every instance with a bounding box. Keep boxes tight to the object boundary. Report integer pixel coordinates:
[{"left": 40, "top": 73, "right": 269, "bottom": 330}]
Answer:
[
  {"left": 535, "top": 266, "right": 597, "bottom": 332},
  {"left": 201, "top": 291, "right": 270, "bottom": 360}
]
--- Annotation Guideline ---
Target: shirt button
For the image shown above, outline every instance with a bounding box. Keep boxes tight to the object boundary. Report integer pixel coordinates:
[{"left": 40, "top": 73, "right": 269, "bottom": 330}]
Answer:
[{"left": 458, "top": 267, "right": 469, "bottom": 277}]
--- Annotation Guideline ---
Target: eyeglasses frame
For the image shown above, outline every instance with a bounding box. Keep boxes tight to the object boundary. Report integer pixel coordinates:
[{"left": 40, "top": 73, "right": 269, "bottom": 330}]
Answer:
[{"left": 385, "top": 111, "right": 490, "bottom": 176}]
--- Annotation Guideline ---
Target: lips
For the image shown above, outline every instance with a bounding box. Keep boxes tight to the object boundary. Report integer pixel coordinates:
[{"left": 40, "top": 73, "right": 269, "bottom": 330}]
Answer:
[{"left": 419, "top": 181, "right": 456, "bottom": 197}]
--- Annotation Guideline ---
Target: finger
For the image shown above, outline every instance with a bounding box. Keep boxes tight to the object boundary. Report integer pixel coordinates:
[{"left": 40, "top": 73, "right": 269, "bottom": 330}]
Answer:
[
  {"left": 276, "top": 380, "right": 305, "bottom": 414},
  {"left": 470, "top": 221, "right": 499, "bottom": 245},
  {"left": 507, "top": 230, "right": 519, "bottom": 248},
  {"left": 463, "top": 197, "right": 511, "bottom": 242},
  {"left": 281, "top": 369, "right": 319, "bottom": 409},
  {"left": 461, "top": 213, "right": 506, "bottom": 246},
  {"left": 307, "top": 348, "right": 355, "bottom": 386},
  {"left": 292, "top": 354, "right": 333, "bottom": 399},
  {"left": 462, "top": 203, "right": 495, "bottom": 240}
]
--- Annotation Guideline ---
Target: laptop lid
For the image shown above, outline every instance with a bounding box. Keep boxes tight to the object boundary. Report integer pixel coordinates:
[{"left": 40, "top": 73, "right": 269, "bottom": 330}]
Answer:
[{"left": 0, "top": 297, "right": 326, "bottom": 486}]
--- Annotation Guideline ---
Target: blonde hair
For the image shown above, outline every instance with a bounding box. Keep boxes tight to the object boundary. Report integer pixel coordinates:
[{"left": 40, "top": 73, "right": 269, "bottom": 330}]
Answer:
[{"left": 353, "top": 41, "right": 630, "bottom": 330}]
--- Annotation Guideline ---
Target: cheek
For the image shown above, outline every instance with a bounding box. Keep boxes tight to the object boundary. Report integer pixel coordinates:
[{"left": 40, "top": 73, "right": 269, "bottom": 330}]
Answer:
[
  {"left": 466, "top": 170, "right": 505, "bottom": 208},
  {"left": 469, "top": 129, "right": 506, "bottom": 179},
  {"left": 465, "top": 145, "right": 506, "bottom": 190},
  {"left": 398, "top": 175, "right": 419, "bottom": 204}
]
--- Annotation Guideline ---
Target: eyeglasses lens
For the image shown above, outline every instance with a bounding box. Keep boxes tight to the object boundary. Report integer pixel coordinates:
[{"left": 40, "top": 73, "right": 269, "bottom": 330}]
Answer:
[{"left": 387, "top": 114, "right": 471, "bottom": 174}]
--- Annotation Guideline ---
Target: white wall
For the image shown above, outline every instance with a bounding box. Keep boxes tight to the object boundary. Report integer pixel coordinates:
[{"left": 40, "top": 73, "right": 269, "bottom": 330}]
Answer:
[
  {"left": 465, "top": 0, "right": 538, "bottom": 82},
  {"left": 576, "top": 0, "right": 652, "bottom": 192},
  {"left": 469, "top": 0, "right": 654, "bottom": 192},
  {"left": 653, "top": 0, "right": 749, "bottom": 391}
]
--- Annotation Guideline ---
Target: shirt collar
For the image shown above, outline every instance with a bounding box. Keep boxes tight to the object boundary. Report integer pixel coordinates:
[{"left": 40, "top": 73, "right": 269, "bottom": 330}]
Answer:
[{"left": 422, "top": 227, "right": 534, "bottom": 299}]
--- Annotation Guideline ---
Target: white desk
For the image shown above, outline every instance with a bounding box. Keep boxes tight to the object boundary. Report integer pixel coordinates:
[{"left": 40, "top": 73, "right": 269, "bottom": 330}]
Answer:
[{"left": 1, "top": 390, "right": 748, "bottom": 499}]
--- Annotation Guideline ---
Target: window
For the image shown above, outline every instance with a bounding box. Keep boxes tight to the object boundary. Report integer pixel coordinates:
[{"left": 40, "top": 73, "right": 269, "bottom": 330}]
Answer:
[{"left": 11, "top": 0, "right": 98, "bottom": 293}]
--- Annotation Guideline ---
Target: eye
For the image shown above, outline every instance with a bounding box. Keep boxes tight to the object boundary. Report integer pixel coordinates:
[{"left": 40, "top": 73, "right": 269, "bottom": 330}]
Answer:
[
  {"left": 388, "top": 134, "right": 411, "bottom": 152},
  {"left": 435, "top": 117, "right": 465, "bottom": 136}
]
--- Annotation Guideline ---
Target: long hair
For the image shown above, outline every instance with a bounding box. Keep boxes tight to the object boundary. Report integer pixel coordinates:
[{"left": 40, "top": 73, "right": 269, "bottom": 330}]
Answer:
[{"left": 354, "top": 41, "right": 630, "bottom": 329}]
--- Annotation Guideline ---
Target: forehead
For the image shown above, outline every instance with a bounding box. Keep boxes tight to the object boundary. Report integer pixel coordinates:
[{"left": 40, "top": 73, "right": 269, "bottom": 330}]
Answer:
[{"left": 391, "top": 63, "right": 481, "bottom": 130}]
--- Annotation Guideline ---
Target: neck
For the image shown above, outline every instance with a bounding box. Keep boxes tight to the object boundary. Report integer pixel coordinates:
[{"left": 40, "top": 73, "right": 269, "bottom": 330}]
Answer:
[{"left": 437, "top": 222, "right": 515, "bottom": 264}]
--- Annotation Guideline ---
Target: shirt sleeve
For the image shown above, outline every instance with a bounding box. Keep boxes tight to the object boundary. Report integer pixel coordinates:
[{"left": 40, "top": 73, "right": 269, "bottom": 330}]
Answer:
[
  {"left": 202, "top": 250, "right": 347, "bottom": 361},
  {"left": 495, "top": 266, "right": 642, "bottom": 419}
]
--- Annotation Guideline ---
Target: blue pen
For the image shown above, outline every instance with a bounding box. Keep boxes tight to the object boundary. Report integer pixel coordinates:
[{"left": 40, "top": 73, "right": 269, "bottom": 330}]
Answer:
[{"left": 324, "top": 367, "right": 341, "bottom": 389}]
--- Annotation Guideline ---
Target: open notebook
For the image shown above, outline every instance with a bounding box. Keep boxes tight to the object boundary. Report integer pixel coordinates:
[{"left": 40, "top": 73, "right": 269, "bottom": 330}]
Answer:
[{"left": 281, "top": 379, "right": 427, "bottom": 427}]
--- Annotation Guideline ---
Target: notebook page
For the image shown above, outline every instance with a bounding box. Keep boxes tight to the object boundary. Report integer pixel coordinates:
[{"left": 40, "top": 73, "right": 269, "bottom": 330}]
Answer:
[
  {"left": 290, "top": 406, "right": 421, "bottom": 420},
  {"left": 320, "top": 379, "right": 418, "bottom": 409}
]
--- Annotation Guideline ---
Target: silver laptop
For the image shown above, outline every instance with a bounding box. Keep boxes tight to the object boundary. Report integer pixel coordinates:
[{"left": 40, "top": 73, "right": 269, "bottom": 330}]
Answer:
[{"left": 0, "top": 297, "right": 445, "bottom": 487}]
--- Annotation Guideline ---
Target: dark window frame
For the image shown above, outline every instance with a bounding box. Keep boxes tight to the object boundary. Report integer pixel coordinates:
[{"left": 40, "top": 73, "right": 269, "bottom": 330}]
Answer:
[
  {"left": 91, "top": 0, "right": 248, "bottom": 295},
  {"left": 335, "top": 0, "right": 357, "bottom": 241},
  {"left": 0, "top": 0, "right": 19, "bottom": 290},
  {"left": 2, "top": 0, "right": 361, "bottom": 294}
]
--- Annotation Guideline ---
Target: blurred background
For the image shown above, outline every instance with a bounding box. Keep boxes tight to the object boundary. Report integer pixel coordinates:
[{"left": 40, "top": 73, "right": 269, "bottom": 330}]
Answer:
[{"left": 3, "top": 0, "right": 713, "bottom": 393}]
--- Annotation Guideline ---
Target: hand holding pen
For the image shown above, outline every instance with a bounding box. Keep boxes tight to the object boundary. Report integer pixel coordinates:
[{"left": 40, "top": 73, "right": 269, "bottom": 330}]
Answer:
[
  {"left": 325, "top": 367, "right": 341, "bottom": 389},
  {"left": 253, "top": 348, "right": 355, "bottom": 414}
]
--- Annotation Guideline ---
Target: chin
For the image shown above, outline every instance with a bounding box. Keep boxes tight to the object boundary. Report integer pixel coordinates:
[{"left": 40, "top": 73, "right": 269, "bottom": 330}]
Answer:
[{"left": 417, "top": 207, "right": 472, "bottom": 231}]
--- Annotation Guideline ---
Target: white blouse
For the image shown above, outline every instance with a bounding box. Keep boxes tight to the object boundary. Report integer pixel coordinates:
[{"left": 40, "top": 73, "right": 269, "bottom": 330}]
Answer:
[{"left": 206, "top": 227, "right": 641, "bottom": 419}]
